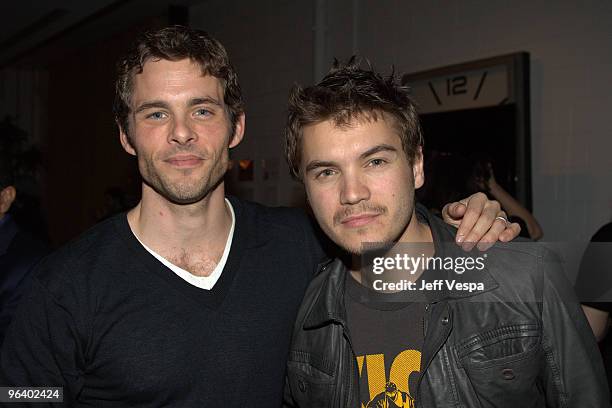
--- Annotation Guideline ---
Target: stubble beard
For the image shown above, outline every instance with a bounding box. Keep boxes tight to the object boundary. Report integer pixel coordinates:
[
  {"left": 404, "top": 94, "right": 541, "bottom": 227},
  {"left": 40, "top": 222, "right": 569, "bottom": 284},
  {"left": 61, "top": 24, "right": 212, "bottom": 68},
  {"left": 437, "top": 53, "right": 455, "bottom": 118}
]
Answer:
[
  {"left": 140, "top": 153, "right": 228, "bottom": 205},
  {"left": 331, "top": 199, "right": 415, "bottom": 256}
]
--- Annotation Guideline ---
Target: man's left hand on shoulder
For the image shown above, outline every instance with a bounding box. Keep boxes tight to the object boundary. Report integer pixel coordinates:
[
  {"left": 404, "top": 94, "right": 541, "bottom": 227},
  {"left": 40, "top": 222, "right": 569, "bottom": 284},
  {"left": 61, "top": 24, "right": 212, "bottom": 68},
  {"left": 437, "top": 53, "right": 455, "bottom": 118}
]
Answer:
[{"left": 442, "top": 192, "right": 521, "bottom": 251}]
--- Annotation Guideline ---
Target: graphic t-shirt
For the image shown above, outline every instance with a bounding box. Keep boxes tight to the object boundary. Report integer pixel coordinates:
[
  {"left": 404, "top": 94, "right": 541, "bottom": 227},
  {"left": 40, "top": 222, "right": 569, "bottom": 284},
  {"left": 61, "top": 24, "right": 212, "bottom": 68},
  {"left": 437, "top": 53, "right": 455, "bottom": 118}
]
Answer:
[{"left": 345, "top": 274, "right": 426, "bottom": 408}]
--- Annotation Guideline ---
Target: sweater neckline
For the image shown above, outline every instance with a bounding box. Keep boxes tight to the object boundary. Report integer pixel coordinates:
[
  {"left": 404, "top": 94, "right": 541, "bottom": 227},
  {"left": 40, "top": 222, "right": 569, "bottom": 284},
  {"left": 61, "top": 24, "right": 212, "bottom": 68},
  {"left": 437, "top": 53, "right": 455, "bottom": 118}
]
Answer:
[{"left": 112, "top": 197, "right": 248, "bottom": 310}]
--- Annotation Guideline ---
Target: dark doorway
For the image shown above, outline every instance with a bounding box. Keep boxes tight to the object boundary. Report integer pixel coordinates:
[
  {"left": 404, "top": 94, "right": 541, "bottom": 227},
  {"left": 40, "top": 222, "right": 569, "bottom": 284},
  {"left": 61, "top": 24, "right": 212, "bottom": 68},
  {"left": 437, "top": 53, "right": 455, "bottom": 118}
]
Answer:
[{"left": 420, "top": 104, "right": 517, "bottom": 197}]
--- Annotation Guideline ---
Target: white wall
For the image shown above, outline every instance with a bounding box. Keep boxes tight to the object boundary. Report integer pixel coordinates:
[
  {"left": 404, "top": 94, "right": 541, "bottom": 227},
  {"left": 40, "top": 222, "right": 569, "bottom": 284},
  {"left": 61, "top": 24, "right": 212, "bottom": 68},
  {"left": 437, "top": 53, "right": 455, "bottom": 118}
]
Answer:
[{"left": 191, "top": 0, "right": 612, "bottom": 242}]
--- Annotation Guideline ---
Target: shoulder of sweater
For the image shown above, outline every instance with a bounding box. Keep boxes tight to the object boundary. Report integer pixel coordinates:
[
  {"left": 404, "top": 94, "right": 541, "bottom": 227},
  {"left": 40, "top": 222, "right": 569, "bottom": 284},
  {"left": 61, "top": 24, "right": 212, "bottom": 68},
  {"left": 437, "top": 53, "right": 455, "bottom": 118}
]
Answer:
[
  {"left": 229, "top": 196, "right": 314, "bottom": 237},
  {"left": 31, "top": 214, "right": 128, "bottom": 288}
]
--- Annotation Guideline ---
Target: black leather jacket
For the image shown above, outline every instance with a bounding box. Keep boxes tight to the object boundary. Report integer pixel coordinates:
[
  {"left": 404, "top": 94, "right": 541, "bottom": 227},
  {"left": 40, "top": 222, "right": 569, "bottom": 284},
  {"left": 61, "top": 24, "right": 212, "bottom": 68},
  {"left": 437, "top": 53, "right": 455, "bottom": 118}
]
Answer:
[{"left": 284, "top": 208, "right": 609, "bottom": 407}]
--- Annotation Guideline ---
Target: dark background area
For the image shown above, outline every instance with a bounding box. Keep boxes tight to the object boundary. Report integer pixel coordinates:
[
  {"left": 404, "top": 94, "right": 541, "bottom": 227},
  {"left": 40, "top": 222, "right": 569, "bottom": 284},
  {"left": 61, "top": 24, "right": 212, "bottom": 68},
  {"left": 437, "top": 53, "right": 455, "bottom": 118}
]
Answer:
[{"left": 420, "top": 105, "right": 517, "bottom": 196}]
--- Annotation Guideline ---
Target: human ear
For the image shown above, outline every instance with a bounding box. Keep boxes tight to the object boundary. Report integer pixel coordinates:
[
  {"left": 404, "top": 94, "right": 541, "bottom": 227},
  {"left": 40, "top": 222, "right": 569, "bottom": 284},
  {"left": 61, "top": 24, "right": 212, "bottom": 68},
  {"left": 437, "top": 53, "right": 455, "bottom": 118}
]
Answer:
[
  {"left": 0, "top": 186, "right": 17, "bottom": 215},
  {"left": 119, "top": 124, "right": 137, "bottom": 156},
  {"left": 229, "top": 113, "right": 245, "bottom": 149},
  {"left": 413, "top": 147, "right": 424, "bottom": 189}
]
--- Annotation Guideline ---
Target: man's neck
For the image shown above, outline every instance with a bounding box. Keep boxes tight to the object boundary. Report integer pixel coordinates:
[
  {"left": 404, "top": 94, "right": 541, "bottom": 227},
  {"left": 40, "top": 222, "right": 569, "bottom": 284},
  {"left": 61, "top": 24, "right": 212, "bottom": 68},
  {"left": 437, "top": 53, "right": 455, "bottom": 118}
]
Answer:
[{"left": 127, "top": 182, "right": 232, "bottom": 262}]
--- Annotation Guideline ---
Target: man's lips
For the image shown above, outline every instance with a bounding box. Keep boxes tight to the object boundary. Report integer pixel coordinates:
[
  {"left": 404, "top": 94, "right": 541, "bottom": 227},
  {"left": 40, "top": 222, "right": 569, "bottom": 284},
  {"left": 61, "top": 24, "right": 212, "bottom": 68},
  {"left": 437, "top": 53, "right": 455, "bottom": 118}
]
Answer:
[
  {"left": 340, "top": 213, "right": 381, "bottom": 228},
  {"left": 164, "top": 155, "right": 204, "bottom": 167}
]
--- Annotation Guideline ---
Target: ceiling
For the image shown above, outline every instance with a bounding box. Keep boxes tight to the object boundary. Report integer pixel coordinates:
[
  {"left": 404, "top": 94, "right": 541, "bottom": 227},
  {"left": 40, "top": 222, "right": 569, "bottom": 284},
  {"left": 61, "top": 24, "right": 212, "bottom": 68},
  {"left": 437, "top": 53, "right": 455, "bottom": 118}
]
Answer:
[{"left": 1, "top": 0, "right": 201, "bottom": 68}]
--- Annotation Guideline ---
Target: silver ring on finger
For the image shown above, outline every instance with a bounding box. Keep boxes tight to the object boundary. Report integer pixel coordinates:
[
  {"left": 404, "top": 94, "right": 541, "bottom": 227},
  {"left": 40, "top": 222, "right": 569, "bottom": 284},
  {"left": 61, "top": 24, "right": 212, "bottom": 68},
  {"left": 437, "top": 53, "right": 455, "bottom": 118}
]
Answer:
[{"left": 495, "top": 216, "right": 509, "bottom": 226}]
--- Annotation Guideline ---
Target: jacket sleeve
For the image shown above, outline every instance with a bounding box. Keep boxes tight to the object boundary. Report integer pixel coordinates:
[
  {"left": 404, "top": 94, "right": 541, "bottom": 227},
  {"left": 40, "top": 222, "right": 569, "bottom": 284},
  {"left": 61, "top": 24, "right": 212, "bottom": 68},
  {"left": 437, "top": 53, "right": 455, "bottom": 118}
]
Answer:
[
  {"left": 0, "top": 276, "right": 84, "bottom": 406},
  {"left": 539, "top": 247, "right": 610, "bottom": 407}
]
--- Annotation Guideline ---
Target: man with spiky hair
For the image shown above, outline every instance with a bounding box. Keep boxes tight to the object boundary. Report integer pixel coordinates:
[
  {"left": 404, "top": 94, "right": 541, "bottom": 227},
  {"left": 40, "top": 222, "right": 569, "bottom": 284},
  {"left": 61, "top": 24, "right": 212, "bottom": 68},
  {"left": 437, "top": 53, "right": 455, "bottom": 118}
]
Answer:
[
  {"left": 1, "top": 27, "right": 517, "bottom": 406},
  {"left": 283, "top": 59, "right": 608, "bottom": 407}
]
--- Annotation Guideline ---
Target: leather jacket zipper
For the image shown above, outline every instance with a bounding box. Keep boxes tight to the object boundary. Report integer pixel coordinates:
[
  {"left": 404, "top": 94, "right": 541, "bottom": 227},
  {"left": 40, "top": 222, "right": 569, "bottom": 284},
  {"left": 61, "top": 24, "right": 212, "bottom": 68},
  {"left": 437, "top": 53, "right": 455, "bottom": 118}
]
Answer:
[
  {"left": 416, "top": 302, "right": 453, "bottom": 407},
  {"left": 423, "top": 303, "right": 429, "bottom": 336},
  {"left": 343, "top": 327, "right": 358, "bottom": 407},
  {"left": 416, "top": 302, "right": 432, "bottom": 408}
]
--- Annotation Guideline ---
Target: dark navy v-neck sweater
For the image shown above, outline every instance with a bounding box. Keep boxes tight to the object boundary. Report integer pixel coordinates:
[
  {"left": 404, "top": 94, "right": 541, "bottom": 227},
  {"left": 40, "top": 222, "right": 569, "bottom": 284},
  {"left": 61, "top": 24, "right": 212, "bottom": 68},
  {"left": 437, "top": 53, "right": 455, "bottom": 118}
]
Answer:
[{"left": 1, "top": 197, "right": 324, "bottom": 406}]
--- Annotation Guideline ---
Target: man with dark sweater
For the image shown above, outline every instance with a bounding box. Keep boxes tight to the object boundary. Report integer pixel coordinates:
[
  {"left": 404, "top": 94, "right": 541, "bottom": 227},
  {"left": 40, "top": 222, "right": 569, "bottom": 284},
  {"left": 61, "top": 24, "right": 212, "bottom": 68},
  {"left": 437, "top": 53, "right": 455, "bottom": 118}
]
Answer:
[{"left": 1, "top": 27, "right": 519, "bottom": 406}]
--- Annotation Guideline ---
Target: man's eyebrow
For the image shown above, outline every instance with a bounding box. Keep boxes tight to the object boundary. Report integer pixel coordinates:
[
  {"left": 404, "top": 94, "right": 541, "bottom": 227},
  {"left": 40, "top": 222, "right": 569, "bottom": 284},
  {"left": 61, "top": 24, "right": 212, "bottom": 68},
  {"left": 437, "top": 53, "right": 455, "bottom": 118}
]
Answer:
[
  {"left": 188, "top": 97, "right": 222, "bottom": 107},
  {"left": 134, "top": 97, "right": 222, "bottom": 114},
  {"left": 134, "top": 101, "right": 170, "bottom": 114},
  {"left": 359, "top": 144, "right": 398, "bottom": 159},
  {"left": 305, "top": 160, "right": 336, "bottom": 173}
]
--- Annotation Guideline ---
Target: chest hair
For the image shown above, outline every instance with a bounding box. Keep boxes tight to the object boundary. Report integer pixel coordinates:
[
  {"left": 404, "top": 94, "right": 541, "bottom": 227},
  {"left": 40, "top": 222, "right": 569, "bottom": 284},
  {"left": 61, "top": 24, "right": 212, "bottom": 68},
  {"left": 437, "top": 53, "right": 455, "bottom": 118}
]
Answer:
[{"left": 166, "top": 247, "right": 224, "bottom": 277}]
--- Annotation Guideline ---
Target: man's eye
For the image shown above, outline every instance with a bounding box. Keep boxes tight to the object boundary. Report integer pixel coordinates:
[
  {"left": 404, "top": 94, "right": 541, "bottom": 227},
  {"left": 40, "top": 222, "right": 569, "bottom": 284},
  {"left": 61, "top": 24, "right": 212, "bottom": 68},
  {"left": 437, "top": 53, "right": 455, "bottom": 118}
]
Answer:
[
  {"left": 146, "top": 112, "right": 167, "bottom": 120},
  {"left": 368, "top": 158, "right": 387, "bottom": 167},
  {"left": 316, "top": 169, "right": 336, "bottom": 178},
  {"left": 194, "top": 108, "right": 212, "bottom": 117}
]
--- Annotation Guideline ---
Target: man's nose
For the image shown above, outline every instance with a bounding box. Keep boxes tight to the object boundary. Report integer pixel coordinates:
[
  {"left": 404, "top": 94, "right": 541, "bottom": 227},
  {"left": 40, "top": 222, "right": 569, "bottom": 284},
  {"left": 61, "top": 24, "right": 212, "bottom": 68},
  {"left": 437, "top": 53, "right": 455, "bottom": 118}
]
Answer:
[
  {"left": 340, "top": 173, "right": 370, "bottom": 205},
  {"left": 169, "top": 116, "right": 197, "bottom": 145}
]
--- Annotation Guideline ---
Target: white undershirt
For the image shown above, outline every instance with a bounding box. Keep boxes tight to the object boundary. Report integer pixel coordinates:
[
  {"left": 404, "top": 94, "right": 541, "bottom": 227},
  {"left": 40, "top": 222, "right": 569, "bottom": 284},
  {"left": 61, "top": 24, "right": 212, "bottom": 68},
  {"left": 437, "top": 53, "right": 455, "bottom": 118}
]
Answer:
[{"left": 132, "top": 198, "right": 235, "bottom": 290}]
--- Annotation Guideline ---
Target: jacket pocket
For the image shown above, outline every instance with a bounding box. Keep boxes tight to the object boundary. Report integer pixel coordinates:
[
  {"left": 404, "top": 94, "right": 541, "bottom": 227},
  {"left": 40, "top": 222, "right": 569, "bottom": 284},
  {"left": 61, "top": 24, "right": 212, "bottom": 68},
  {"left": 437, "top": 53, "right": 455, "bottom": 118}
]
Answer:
[
  {"left": 286, "top": 350, "right": 334, "bottom": 408},
  {"left": 455, "top": 323, "right": 544, "bottom": 408}
]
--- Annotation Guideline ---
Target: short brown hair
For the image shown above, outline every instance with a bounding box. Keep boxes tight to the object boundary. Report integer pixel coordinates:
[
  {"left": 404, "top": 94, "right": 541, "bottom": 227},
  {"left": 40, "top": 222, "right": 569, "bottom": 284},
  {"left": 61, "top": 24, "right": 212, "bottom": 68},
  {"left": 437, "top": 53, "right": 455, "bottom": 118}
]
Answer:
[
  {"left": 285, "top": 57, "right": 423, "bottom": 180},
  {"left": 113, "top": 25, "right": 244, "bottom": 136}
]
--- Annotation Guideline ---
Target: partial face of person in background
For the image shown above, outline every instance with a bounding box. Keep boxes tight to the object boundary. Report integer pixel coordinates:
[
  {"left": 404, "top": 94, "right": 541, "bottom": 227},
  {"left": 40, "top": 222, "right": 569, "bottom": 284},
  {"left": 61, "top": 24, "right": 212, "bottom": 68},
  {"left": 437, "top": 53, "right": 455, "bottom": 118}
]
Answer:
[
  {"left": 300, "top": 112, "right": 424, "bottom": 254},
  {"left": 119, "top": 58, "right": 244, "bottom": 205}
]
